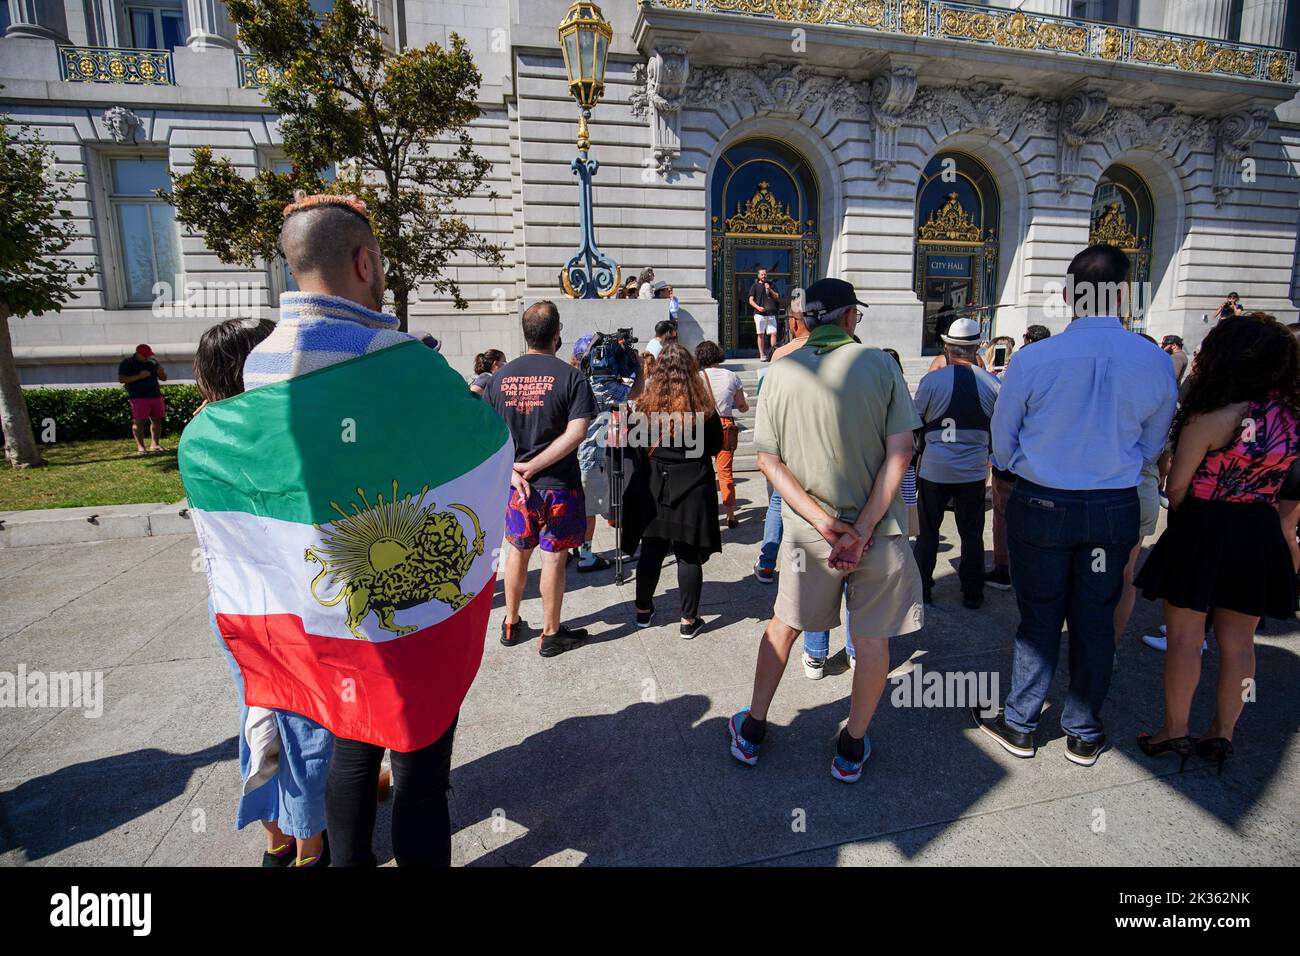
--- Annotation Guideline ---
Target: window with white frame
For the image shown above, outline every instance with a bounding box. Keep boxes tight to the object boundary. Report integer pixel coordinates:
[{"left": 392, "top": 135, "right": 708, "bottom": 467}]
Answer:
[
  {"left": 108, "top": 157, "right": 182, "bottom": 307},
  {"left": 125, "top": 0, "right": 186, "bottom": 49}
]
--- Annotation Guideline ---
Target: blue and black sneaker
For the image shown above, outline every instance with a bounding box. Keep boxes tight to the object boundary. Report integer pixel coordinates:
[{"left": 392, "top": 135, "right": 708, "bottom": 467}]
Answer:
[
  {"left": 728, "top": 707, "right": 761, "bottom": 766},
  {"left": 831, "top": 734, "right": 871, "bottom": 783}
]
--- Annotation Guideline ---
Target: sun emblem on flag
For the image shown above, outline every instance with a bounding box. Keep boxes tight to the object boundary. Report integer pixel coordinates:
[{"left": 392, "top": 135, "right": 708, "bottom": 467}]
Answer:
[{"left": 304, "top": 480, "right": 485, "bottom": 640}]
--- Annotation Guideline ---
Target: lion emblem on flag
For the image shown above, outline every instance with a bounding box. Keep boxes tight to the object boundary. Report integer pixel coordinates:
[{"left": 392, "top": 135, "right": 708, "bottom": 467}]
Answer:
[{"left": 304, "top": 481, "right": 485, "bottom": 640}]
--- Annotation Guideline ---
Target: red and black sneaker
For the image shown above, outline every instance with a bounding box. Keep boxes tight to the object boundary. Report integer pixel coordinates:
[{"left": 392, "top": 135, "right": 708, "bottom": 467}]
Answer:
[
  {"left": 539, "top": 624, "right": 588, "bottom": 658},
  {"left": 500, "top": 617, "right": 533, "bottom": 647}
]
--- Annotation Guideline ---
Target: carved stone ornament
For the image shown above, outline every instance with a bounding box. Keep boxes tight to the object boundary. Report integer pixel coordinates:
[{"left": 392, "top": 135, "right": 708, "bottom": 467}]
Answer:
[
  {"left": 1091, "top": 103, "right": 1216, "bottom": 156},
  {"left": 1057, "top": 89, "right": 1109, "bottom": 197},
  {"left": 869, "top": 64, "right": 918, "bottom": 187},
  {"left": 905, "top": 83, "right": 1058, "bottom": 139},
  {"left": 1213, "top": 108, "right": 1271, "bottom": 208},
  {"left": 629, "top": 47, "right": 690, "bottom": 176},
  {"left": 103, "top": 106, "right": 143, "bottom": 144}
]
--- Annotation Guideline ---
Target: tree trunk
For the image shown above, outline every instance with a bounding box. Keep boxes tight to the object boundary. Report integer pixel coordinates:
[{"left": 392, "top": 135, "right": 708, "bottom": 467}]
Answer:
[
  {"left": 394, "top": 286, "right": 409, "bottom": 333},
  {"left": 0, "top": 307, "right": 45, "bottom": 468}
]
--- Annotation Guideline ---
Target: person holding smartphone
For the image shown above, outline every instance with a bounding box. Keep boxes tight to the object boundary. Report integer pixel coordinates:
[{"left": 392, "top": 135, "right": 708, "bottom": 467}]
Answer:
[
  {"left": 118, "top": 343, "right": 167, "bottom": 454},
  {"left": 748, "top": 268, "right": 780, "bottom": 361}
]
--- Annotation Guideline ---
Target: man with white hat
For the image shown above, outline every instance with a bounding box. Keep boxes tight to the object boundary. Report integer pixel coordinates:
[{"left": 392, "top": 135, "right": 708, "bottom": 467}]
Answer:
[{"left": 912, "top": 316, "right": 1001, "bottom": 610}]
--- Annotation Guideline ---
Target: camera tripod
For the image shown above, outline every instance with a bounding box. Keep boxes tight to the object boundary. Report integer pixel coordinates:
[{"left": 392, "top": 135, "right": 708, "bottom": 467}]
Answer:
[{"left": 604, "top": 399, "right": 631, "bottom": 586}]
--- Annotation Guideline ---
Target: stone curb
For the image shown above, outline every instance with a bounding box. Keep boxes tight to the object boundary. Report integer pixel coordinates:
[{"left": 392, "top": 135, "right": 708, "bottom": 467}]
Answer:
[{"left": 0, "top": 500, "right": 193, "bottom": 548}]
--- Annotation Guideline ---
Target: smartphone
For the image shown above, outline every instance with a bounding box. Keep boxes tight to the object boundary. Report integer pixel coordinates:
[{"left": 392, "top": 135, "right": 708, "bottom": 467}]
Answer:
[{"left": 992, "top": 344, "right": 1009, "bottom": 369}]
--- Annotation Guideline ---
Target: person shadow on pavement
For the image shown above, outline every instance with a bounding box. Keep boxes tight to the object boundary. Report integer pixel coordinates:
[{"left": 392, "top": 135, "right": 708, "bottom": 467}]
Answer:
[{"left": 0, "top": 739, "right": 234, "bottom": 862}]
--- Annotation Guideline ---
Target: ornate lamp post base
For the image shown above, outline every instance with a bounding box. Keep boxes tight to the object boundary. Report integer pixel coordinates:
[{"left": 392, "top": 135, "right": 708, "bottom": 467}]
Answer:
[{"left": 560, "top": 112, "right": 620, "bottom": 299}]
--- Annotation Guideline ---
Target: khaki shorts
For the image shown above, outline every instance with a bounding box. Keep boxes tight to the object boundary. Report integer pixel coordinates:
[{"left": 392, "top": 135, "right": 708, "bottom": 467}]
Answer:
[
  {"left": 1137, "top": 471, "right": 1159, "bottom": 538},
  {"left": 774, "top": 534, "right": 925, "bottom": 640}
]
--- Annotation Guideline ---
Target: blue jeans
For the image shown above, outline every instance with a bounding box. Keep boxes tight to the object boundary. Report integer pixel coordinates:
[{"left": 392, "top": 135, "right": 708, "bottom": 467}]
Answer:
[
  {"left": 759, "top": 484, "right": 782, "bottom": 571},
  {"left": 760, "top": 485, "right": 851, "bottom": 659},
  {"left": 802, "top": 615, "right": 854, "bottom": 660},
  {"left": 1003, "top": 480, "right": 1139, "bottom": 742},
  {"left": 211, "top": 606, "right": 333, "bottom": 838}
]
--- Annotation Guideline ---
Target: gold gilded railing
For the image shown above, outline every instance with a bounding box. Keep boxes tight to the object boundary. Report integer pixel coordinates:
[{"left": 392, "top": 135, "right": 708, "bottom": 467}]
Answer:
[
  {"left": 648, "top": 0, "right": 1296, "bottom": 84},
  {"left": 236, "top": 53, "right": 278, "bottom": 90},
  {"left": 58, "top": 46, "right": 175, "bottom": 85}
]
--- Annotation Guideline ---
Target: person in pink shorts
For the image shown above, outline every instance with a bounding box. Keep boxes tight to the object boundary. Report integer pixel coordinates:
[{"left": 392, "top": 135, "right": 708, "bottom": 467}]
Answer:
[{"left": 118, "top": 343, "right": 167, "bottom": 453}]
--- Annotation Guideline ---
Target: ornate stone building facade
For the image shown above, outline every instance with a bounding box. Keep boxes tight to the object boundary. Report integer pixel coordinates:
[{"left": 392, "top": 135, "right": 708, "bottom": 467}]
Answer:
[{"left": 3, "top": 0, "right": 1300, "bottom": 381}]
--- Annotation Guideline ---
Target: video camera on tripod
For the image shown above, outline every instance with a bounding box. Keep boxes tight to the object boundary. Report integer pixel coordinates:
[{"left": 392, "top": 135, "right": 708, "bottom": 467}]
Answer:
[{"left": 580, "top": 327, "right": 640, "bottom": 389}]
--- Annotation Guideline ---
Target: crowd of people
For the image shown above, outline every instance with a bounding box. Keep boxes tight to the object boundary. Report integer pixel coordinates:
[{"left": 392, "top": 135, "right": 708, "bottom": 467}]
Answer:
[{"left": 181, "top": 190, "right": 1300, "bottom": 865}]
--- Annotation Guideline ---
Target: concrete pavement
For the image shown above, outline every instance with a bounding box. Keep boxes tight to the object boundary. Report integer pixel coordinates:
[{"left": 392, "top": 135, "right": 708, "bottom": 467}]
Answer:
[{"left": 2, "top": 471, "right": 1298, "bottom": 866}]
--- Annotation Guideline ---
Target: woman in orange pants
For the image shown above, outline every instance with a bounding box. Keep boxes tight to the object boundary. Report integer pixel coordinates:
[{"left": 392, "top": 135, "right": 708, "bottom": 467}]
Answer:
[{"left": 696, "top": 341, "right": 749, "bottom": 528}]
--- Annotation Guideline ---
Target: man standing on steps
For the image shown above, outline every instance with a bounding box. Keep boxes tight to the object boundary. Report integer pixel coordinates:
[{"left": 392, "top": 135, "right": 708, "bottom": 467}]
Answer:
[
  {"left": 748, "top": 267, "right": 780, "bottom": 361},
  {"left": 486, "top": 300, "right": 596, "bottom": 658},
  {"left": 912, "top": 317, "right": 1000, "bottom": 610}
]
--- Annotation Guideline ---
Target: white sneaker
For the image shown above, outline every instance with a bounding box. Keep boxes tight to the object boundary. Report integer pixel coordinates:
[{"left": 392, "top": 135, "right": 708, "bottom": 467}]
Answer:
[
  {"left": 802, "top": 654, "right": 826, "bottom": 680},
  {"left": 1141, "top": 631, "right": 1208, "bottom": 654}
]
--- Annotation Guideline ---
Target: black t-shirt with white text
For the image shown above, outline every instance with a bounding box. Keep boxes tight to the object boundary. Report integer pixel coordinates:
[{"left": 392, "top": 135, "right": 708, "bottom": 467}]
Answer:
[
  {"left": 118, "top": 356, "right": 162, "bottom": 399},
  {"left": 486, "top": 353, "right": 597, "bottom": 490}
]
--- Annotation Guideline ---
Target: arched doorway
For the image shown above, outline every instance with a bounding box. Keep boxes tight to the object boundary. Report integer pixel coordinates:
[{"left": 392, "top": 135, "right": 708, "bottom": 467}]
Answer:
[
  {"left": 913, "top": 152, "right": 1000, "bottom": 355},
  {"left": 710, "top": 138, "right": 820, "bottom": 355},
  {"left": 1090, "top": 165, "right": 1154, "bottom": 332}
]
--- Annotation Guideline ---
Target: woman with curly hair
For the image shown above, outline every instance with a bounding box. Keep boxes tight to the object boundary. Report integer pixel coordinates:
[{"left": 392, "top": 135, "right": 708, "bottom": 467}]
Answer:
[
  {"left": 1134, "top": 313, "right": 1300, "bottom": 772},
  {"left": 621, "top": 343, "right": 724, "bottom": 638}
]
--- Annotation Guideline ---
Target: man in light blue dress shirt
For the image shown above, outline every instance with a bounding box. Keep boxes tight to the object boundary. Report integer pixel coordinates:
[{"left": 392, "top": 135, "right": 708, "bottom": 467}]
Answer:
[{"left": 973, "top": 245, "right": 1177, "bottom": 767}]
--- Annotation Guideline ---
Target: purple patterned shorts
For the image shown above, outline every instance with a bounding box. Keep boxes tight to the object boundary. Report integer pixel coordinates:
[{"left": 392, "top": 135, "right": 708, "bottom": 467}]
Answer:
[{"left": 505, "top": 486, "right": 587, "bottom": 552}]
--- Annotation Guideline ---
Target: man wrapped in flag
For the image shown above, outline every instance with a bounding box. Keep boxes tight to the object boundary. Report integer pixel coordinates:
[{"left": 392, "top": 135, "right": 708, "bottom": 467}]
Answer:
[{"left": 180, "top": 194, "right": 513, "bottom": 866}]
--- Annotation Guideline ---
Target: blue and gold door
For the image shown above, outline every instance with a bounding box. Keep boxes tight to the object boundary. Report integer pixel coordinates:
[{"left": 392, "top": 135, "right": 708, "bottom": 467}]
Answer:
[
  {"left": 914, "top": 153, "right": 1000, "bottom": 354},
  {"left": 711, "top": 140, "right": 820, "bottom": 355}
]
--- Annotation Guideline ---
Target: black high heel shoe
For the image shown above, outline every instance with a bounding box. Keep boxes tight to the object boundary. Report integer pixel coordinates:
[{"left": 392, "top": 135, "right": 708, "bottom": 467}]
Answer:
[
  {"left": 1195, "top": 737, "right": 1234, "bottom": 775},
  {"left": 1137, "top": 732, "right": 1195, "bottom": 772}
]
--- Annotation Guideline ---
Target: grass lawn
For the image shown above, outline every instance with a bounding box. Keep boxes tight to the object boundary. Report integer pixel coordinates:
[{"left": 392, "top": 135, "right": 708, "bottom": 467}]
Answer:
[{"left": 0, "top": 439, "right": 184, "bottom": 512}]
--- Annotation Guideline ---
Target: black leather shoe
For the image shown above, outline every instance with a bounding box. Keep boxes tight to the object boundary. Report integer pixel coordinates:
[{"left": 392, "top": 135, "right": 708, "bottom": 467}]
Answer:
[
  {"left": 962, "top": 591, "right": 984, "bottom": 610},
  {"left": 971, "top": 707, "right": 1035, "bottom": 758},
  {"left": 500, "top": 617, "right": 533, "bottom": 647},
  {"left": 1064, "top": 734, "right": 1107, "bottom": 767}
]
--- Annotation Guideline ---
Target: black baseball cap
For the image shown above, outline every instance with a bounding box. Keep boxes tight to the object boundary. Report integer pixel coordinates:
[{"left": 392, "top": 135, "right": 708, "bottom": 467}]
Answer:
[{"left": 801, "top": 278, "right": 869, "bottom": 318}]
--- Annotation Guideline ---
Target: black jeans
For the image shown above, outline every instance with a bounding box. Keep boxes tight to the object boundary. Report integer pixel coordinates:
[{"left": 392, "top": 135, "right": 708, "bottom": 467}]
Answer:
[
  {"left": 636, "top": 536, "right": 704, "bottom": 620},
  {"left": 325, "top": 715, "right": 458, "bottom": 867},
  {"left": 914, "top": 477, "right": 987, "bottom": 595}
]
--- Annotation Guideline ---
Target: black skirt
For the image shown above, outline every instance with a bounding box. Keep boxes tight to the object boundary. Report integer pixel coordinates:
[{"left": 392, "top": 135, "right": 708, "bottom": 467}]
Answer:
[{"left": 1135, "top": 496, "right": 1296, "bottom": 619}]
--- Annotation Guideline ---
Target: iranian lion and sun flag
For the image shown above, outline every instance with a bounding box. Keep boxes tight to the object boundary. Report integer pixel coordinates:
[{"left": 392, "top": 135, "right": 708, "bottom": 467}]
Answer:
[{"left": 179, "top": 340, "right": 514, "bottom": 751}]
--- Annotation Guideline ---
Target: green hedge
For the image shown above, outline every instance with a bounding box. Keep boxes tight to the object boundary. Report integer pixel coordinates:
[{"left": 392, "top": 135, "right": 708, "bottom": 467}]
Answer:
[{"left": 22, "top": 384, "right": 205, "bottom": 442}]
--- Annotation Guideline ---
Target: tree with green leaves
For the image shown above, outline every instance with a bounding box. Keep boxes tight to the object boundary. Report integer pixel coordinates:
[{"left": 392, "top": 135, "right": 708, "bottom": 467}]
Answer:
[
  {"left": 168, "top": 0, "right": 502, "bottom": 329},
  {"left": 0, "top": 109, "right": 85, "bottom": 468}
]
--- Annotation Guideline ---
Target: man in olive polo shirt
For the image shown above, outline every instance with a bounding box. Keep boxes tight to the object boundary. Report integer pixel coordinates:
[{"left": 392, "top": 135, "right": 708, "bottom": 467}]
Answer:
[{"left": 729, "top": 278, "right": 924, "bottom": 784}]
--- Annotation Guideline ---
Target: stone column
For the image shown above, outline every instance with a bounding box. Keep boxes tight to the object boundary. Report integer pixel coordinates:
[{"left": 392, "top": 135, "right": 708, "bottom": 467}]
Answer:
[
  {"left": 1165, "top": 0, "right": 1232, "bottom": 41},
  {"left": 1239, "top": 0, "right": 1286, "bottom": 47},
  {"left": 1018, "top": 0, "right": 1073, "bottom": 15},
  {"left": 5, "top": 0, "right": 70, "bottom": 41},
  {"left": 186, "top": 0, "right": 239, "bottom": 50}
]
